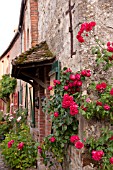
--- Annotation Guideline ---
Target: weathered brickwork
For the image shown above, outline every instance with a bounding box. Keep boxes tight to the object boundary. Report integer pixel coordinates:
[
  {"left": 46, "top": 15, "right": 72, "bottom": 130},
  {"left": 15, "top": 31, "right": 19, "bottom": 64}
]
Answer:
[{"left": 30, "top": 0, "right": 38, "bottom": 46}]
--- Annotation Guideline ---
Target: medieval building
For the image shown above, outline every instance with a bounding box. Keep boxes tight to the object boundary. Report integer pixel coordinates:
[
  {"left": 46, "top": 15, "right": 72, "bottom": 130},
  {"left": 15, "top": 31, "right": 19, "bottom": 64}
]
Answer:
[{"left": 0, "top": 0, "right": 113, "bottom": 169}]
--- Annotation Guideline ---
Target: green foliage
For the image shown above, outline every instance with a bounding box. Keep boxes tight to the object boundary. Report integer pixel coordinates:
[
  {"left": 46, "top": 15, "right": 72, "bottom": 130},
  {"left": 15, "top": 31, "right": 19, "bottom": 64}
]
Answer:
[
  {"left": 91, "top": 40, "right": 113, "bottom": 70},
  {"left": 1, "top": 124, "right": 38, "bottom": 170},
  {"left": 0, "top": 112, "right": 12, "bottom": 139},
  {"left": 0, "top": 110, "right": 3, "bottom": 121},
  {"left": 0, "top": 122, "right": 11, "bottom": 136},
  {"left": 0, "top": 108, "right": 38, "bottom": 170},
  {"left": 10, "top": 108, "right": 28, "bottom": 134},
  {"left": 0, "top": 74, "right": 17, "bottom": 98}
]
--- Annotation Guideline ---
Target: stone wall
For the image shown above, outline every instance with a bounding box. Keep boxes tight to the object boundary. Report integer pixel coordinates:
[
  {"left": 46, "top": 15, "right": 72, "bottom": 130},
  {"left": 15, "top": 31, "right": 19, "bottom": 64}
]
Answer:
[
  {"left": 38, "top": 0, "right": 113, "bottom": 169},
  {"left": 38, "top": 0, "right": 113, "bottom": 70}
]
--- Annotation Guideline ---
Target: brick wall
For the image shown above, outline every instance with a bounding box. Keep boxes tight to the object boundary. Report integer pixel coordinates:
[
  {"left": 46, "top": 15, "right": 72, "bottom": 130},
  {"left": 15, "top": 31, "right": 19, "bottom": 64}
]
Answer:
[{"left": 30, "top": 0, "right": 38, "bottom": 46}]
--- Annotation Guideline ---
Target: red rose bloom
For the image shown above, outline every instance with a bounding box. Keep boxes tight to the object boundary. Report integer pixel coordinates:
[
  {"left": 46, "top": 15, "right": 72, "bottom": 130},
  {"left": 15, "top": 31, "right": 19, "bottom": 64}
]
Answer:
[
  {"left": 107, "top": 42, "right": 111, "bottom": 46},
  {"left": 81, "top": 70, "right": 91, "bottom": 77},
  {"left": 78, "top": 36, "right": 84, "bottom": 43},
  {"left": 77, "top": 81, "right": 82, "bottom": 87},
  {"left": 110, "top": 88, "right": 113, "bottom": 96},
  {"left": 90, "top": 21, "right": 96, "bottom": 27},
  {"left": 70, "top": 104, "right": 79, "bottom": 116},
  {"left": 107, "top": 46, "right": 113, "bottom": 52},
  {"left": 49, "top": 137, "right": 56, "bottom": 143},
  {"left": 81, "top": 70, "right": 87, "bottom": 76},
  {"left": 68, "top": 82, "right": 73, "bottom": 88},
  {"left": 75, "top": 73, "right": 81, "bottom": 80},
  {"left": 64, "top": 86, "right": 69, "bottom": 90},
  {"left": 81, "top": 105, "right": 87, "bottom": 111},
  {"left": 96, "top": 101, "right": 102, "bottom": 106},
  {"left": 92, "top": 150, "right": 104, "bottom": 161},
  {"left": 70, "top": 135, "right": 80, "bottom": 143},
  {"left": 62, "top": 94, "right": 74, "bottom": 108},
  {"left": 96, "top": 82, "right": 107, "bottom": 92},
  {"left": 8, "top": 140, "right": 14, "bottom": 148},
  {"left": 103, "top": 104, "right": 110, "bottom": 111},
  {"left": 69, "top": 74, "right": 76, "bottom": 81},
  {"left": 76, "top": 22, "right": 96, "bottom": 43},
  {"left": 17, "top": 142, "right": 24, "bottom": 150},
  {"left": 101, "top": 82, "right": 107, "bottom": 88},
  {"left": 66, "top": 68, "right": 72, "bottom": 72},
  {"left": 38, "top": 146, "right": 42, "bottom": 154},
  {"left": 48, "top": 86, "right": 53, "bottom": 91},
  {"left": 54, "top": 112, "right": 59, "bottom": 117},
  {"left": 85, "top": 23, "right": 93, "bottom": 32},
  {"left": 56, "top": 80, "right": 61, "bottom": 84},
  {"left": 73, "top": 80, "right": 77, "bottom": 86},
  {"left": 86, "top": 71, "right": 91, "bottom": 77},
  {"left": 110, "top": 157, "right": 113, "bottom": 164},
  {"left": 75, "top": 141, "right": 84, "bottom": 149},
  {"left": 109, "top": 136, "right": 113, "bottom": 140},
  {"left": 53, "top": 80, "right": 61, "bottom": 86}
]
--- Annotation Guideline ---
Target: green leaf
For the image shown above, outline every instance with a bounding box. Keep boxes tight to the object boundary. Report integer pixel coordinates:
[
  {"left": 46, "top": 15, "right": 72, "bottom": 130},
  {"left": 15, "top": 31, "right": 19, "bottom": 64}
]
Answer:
[
  {"left": 96, "top": 58, "right": 104, "bottom": 64},
  {"left": 92, "top": 47, "right": 98, "bottom": 54},
  {"left": 73, "top": 125, "right": 78, "bottom": 130},
  {"left": 65, "top": 136, "right": 69, "bottom": 139},
  {"left": 61, "top": 143, "right": 65, "bottom": 148},
  {"left": 105, "top": 52, "right": 113, "bottom": 57},
  {"left": 55, "top": 131, "right": 60, "bottom": 136},
  {"left": 62, "top": 125, "right": 67, "bottom": 131}
]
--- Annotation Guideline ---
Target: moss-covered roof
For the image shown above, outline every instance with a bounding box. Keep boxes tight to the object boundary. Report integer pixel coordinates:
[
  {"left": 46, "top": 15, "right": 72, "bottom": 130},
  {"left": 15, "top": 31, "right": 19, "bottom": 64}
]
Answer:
[
  {"left": 12, "top": 41, "right": 55, "bottom": 65},
  {"left": 11, "top": 41, "right": 56, "bottom": 85}
]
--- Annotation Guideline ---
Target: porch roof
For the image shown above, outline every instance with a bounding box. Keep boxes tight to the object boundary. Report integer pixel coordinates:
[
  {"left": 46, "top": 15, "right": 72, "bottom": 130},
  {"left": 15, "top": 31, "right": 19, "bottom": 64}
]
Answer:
[{"left": 11, "top": 41, "right": 55, "bottom": 87}]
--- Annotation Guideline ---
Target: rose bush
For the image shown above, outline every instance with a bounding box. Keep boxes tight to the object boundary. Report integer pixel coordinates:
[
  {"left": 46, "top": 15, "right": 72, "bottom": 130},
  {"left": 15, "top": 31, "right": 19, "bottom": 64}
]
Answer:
[
  {"left": 40, "top": 21, "right": 113, "bottom": 169},
  {"left": 77, "top": 21, "right": 113, "bottom": 169},
  {"left": 1, "top": 109, "right": 39, "bottom": 170},
  {"left": 79, "top": 81, "right": 113, "bottom": 120},
  {"left": 41, "top": 67, "right": 91, "bottom": 166},
  {"left": 1, "top": 124, "right": 38, "bottom": 170}
]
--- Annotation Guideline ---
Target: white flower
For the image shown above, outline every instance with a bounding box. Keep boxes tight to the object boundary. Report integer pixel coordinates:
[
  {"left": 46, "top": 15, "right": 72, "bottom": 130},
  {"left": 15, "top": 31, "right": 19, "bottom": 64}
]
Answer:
[
  {"left": 19, "top": 104, "right": 23, "bottom": 107},
  {"left": 17, "top": 116, "right": 22, "bottom": 122},
  {"left": 10, "top": 103, "right": 14, "bottom": 107},
  {"left": 8, "top": 116, "right": 14, "bottom": 121}
]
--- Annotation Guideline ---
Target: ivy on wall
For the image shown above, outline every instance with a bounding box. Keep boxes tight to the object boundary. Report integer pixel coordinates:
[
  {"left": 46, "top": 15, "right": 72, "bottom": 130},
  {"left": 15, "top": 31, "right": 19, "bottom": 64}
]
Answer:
[{"left": 0, "top": 74, "right": 17, "bottom": 112}]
